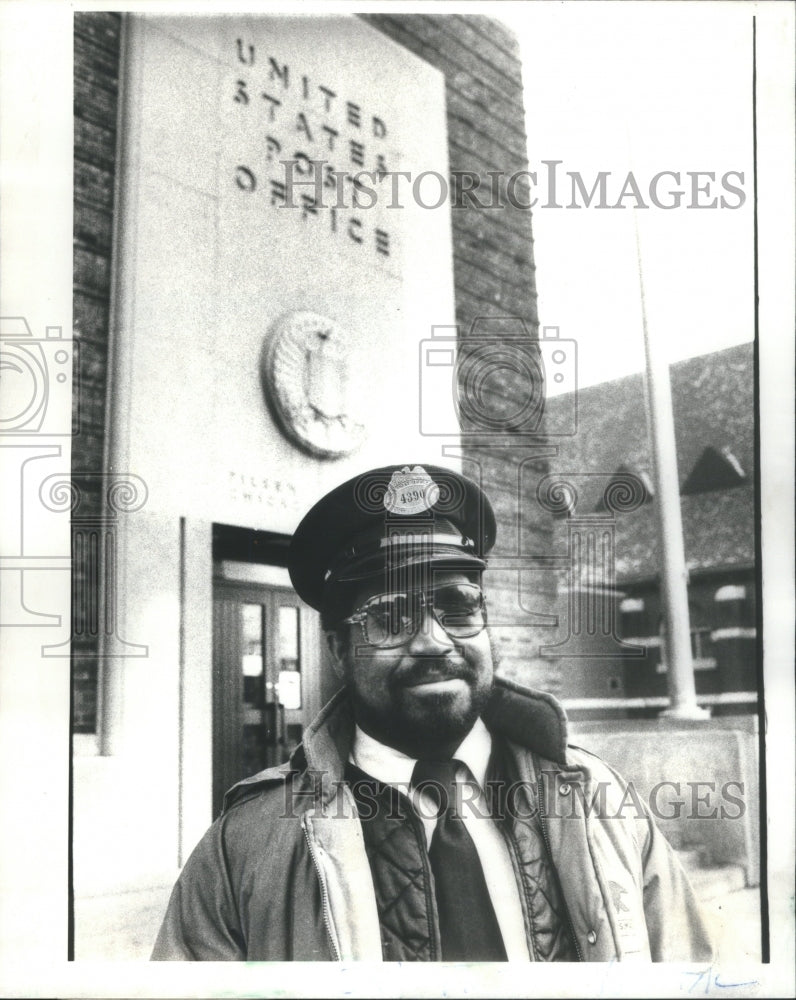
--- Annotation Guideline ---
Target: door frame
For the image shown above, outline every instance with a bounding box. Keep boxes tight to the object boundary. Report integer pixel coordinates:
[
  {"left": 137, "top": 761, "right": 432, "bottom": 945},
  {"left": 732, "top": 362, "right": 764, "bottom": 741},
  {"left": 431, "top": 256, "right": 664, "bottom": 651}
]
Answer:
[{"left": 210, "top": 543, "right": 337, "bottom": 817}]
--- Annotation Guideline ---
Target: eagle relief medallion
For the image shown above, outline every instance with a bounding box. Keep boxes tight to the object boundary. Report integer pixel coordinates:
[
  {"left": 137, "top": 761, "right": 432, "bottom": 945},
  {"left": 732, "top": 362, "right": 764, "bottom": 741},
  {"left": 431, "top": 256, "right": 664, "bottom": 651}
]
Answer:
[{"left": 261, "top": 311, "right": 366, "bottom": 459}]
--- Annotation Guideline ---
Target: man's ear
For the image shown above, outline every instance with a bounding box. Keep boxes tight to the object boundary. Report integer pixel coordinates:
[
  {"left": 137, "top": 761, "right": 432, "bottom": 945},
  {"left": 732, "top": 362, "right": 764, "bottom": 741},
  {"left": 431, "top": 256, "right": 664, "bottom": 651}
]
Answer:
[{"left": 325, "top": 630, "right": 348, "bottom": 679}]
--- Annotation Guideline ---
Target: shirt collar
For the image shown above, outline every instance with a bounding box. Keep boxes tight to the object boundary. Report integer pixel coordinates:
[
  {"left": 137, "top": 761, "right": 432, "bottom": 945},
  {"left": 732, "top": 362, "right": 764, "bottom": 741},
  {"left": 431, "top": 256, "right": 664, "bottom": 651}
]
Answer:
[{"left": 350, "top": 717, "right": 493, "bottom": 790}]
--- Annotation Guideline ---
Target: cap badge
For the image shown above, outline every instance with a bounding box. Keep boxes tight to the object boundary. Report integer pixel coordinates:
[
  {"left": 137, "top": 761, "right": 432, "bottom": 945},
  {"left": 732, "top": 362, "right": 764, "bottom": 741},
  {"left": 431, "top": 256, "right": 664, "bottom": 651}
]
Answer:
[{"left": 384, "top": 466, "right": 440, "bottom": 516}]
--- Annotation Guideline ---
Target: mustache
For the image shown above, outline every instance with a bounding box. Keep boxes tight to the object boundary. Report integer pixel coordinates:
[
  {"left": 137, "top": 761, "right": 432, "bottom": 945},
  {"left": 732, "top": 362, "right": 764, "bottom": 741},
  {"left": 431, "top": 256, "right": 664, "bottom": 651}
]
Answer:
[{"left": 392, "top": 656, "right": 474, "bottom": 688}]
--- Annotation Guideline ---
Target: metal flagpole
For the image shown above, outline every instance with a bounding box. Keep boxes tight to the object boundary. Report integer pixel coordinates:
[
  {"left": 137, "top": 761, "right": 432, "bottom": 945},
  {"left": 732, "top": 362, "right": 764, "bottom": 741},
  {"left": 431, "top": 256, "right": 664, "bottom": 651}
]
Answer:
[{"left": 633, "top": 211, "right": 709, "bottom": 720}]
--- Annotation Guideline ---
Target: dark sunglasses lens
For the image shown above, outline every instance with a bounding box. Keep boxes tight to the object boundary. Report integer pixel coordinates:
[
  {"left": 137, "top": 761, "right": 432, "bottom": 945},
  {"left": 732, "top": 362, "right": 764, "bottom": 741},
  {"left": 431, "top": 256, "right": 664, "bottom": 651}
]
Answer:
[
  {"left": 364, "top": 594, "right": 414, "bottom": 646},
  {"left": 432, "top": 584, "right": 485, "bottom": 636}
]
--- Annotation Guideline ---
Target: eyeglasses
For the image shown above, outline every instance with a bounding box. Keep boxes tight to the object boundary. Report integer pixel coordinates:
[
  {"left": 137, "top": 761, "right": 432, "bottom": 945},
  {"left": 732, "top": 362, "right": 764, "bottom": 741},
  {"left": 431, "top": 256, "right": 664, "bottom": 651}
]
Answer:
[{"left": 341, "top": 583, "right": 487, "bottom": 649}]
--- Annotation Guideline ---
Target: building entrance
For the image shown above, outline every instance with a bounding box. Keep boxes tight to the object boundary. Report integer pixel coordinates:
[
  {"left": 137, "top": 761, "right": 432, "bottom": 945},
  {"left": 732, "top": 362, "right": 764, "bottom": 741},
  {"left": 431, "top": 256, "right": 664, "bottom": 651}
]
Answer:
[{"left": 211, "top": 526, "right": 339, "bottom": 816}]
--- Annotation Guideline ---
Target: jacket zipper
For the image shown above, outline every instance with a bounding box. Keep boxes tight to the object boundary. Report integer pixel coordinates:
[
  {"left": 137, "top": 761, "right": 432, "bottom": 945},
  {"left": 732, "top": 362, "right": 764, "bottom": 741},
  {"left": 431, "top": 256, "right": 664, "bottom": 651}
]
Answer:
[
  {"left": 303, "top": 818, "right": 341, "bottom": 961},
  {"left": 537, "top": 771, "right": 584, "bottom": 962},
  {"left": 502, "top": 825, "right": 538, "bottom": 961},
  {"left": 410, "top": 805, "right": 440, "bottom": 961}
]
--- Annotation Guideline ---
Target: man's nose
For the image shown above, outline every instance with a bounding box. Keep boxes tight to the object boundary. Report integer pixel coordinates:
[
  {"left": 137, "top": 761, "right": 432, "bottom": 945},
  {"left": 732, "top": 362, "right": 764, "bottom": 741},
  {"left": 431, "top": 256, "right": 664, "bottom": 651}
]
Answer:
[{"left": 405, "top": 606, "right": 455, "bottom": 654}]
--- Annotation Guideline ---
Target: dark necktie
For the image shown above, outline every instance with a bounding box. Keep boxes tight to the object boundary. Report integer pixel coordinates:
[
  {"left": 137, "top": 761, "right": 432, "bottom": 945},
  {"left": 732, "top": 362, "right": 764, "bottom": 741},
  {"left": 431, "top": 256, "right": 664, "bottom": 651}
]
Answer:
[{"left": 412, "top": 758, "right": 508, "bottom": 962}]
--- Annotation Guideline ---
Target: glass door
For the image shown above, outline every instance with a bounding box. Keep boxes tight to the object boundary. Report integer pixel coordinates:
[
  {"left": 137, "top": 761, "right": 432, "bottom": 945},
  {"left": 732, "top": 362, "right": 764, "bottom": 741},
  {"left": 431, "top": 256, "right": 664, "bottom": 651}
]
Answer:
[{"left": 212, "top": 581, "right": 324, "bottom": 816}]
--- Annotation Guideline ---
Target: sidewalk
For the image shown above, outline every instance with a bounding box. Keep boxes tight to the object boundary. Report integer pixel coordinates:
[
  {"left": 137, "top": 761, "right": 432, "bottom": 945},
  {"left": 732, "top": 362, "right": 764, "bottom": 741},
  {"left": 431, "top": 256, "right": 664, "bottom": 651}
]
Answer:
[{"left": 684, "top": 859, "right": 763, "bottom": 963}]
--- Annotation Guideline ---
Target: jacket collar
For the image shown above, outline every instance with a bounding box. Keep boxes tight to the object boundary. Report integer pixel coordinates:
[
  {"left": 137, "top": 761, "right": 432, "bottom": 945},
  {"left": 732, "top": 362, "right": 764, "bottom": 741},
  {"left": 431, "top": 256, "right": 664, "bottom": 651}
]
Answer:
[{"left": 482, "top": 675, "right": 570, "bottom": 765}]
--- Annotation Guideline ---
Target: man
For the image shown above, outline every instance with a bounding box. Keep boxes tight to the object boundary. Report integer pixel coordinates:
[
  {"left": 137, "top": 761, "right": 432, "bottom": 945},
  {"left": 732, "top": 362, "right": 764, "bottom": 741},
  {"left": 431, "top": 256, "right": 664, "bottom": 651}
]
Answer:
[{"left": 152, "top": 463, "right": 713, "bottom": 962}]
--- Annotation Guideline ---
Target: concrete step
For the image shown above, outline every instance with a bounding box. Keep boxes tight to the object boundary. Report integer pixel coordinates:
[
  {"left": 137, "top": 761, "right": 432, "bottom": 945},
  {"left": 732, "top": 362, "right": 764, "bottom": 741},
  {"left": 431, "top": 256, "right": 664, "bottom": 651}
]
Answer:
[
  {"left": 675, "top": 847, "right": 748, "bottom": 900},
  {"left": 683, "top": 863, "right": 747, "bottom": 901}
]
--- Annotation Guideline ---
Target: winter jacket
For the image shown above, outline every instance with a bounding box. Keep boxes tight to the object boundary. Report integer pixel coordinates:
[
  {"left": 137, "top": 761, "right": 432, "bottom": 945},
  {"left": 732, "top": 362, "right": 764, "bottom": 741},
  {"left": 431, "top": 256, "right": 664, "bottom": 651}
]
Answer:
[{"left": 152, "top": 676, "right": 714, "bottom": 962}]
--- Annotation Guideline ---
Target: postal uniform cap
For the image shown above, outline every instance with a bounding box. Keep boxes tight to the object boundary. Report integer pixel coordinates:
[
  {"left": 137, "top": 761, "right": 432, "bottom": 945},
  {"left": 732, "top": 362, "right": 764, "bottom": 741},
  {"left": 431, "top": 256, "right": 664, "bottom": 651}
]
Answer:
[{"left": 288, "top": 464, "right": 497, "bottom": 611}]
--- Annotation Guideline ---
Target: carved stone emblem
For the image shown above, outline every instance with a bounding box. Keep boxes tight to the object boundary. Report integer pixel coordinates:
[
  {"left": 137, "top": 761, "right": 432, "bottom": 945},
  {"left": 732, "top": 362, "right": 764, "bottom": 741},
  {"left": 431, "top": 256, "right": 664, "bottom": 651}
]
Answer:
[{"left": 262, "top": 312, "right": 365, "bottom": 459}]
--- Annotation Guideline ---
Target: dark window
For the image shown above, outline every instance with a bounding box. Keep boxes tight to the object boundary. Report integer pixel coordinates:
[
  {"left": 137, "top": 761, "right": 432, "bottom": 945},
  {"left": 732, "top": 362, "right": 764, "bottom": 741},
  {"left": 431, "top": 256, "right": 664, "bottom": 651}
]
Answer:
[{"left": 681, "top": 446, "right": 746, "bottom": 494}]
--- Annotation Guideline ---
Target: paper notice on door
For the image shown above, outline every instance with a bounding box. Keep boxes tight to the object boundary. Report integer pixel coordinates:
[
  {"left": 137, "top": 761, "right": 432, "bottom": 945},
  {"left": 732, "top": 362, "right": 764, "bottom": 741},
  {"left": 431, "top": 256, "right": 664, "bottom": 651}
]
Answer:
[{"left": 278, "top": 670, "right": 301, "bottom": 710}]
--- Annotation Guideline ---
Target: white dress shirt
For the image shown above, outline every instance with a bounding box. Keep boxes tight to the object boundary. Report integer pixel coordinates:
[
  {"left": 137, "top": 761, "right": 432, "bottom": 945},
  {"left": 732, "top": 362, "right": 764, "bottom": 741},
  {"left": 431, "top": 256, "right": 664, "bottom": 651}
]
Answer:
[{"left": 350, "top": 719, "right": 531, "bottom": 960}]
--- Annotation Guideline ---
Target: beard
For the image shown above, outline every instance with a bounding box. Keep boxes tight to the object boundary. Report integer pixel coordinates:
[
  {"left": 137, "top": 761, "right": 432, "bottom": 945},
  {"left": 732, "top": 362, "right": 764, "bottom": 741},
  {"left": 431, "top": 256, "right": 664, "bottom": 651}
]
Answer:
[{"left": 347, "top": 651, "right": 495, "bottom": 758}]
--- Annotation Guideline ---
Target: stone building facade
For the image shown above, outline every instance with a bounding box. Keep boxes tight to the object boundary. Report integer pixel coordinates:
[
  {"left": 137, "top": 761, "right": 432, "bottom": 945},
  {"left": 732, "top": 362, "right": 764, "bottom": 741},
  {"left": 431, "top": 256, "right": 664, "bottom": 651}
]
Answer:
[{"left": 71, "top": 12, "right": 555, "bottom": 958}]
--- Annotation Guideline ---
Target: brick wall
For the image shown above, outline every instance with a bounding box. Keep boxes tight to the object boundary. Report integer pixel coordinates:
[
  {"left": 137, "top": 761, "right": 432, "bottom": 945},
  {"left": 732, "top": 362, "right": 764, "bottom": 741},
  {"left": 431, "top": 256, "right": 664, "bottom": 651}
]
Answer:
[
  {"left": 72, "top": 12, "right": 122, "bottom": 732},
  {"left": 362, "top": 14, "right": 558, "bottom": 694}
]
